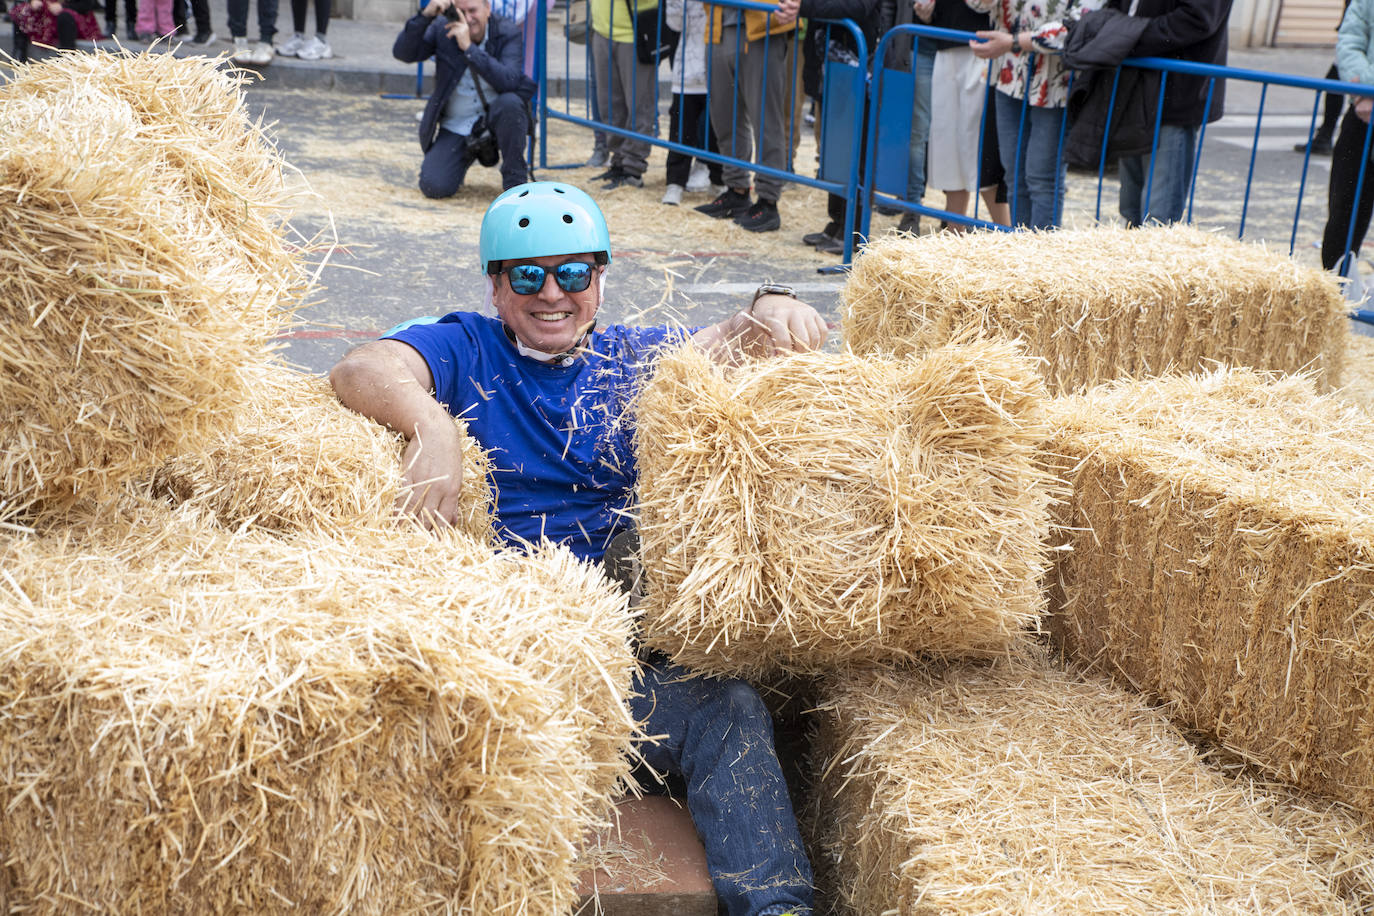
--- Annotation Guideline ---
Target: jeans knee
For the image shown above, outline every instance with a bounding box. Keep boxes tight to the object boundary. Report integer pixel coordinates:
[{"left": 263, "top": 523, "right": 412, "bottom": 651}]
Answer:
[
  {"left": 712, "top": 679, "right": 770, "bottom": 723},
  {"left": 418, "top": 176, "right": 457, "bottom": 199}
]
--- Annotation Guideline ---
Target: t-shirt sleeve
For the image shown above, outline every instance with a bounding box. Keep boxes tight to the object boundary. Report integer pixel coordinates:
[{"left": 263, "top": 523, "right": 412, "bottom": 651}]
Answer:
[{"left": 383, "top": 313, "right": 483, "bottom": 414}]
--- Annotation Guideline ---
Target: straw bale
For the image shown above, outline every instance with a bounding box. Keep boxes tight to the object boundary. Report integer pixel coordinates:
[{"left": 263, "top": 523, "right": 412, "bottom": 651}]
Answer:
[
  {"left": 811, "top": 654, "right": 1355, "bottom": 915},
  {"left": 1045, "top": 367, "right": 1374, "bottom": 819},
  {"left": 633, "top": 339, "right": 1054, "bottom": 678},
  {"left": 0, "top": 500, "right": 638, "bottom": 914},
  {"left": 148, "top": 363, "right": 495, "bottom": 541},
  {"left": 0, "top": 51, "right": 302, "bottom": 508},
  {"left": 1339, "top": 331, "right": 1374, "bottom": 415},
  {"left": 841, "top": 226, "right": 1347, "bottom": 395}
]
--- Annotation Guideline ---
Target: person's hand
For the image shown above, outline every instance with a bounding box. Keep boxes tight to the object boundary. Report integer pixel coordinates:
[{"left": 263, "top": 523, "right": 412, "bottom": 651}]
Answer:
[
  {"left": 743, "top": 295, "right": 828, "bottom": 357},
  {"left": 913, "top": 0, "right": 934, "bottom": 23},
  {"left": 774, "top": 0, "right": 801, "bottom": 25},
  {"left": 444, "top": 5, "right": 471, "bottom": 50},
  {"left": 27, "top": 0, "right": 43, "bottom": 12},
  {"left": 396, "top": 420, "right": 468, "bottom": 530},
  {"left": 971, "top": 28, "right": 1014, "bottom": 58},
  {"left": 1358, "top": 97, "right": 1373, "bottom": 124},
  {"left": 422, "top": 0, "right": 451, "bottom": 18}
]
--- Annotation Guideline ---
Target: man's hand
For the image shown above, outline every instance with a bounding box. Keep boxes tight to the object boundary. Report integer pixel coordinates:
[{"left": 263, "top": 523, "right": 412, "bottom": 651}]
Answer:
[
  {"left": 422, "top": 0, "right": 452, "bottom": 17},
  {"left": 774, "top": 0, "right": 801, "bottom": 26},
  {"left": 397, "top": 419, "right": 468, "bottom": 530},
  {"left": 741, "top": 295, "right": 828, "bottom": 358},
  {"left": 971, "top": 28, "right": 1016, "bottom": 58},
  {"left": 1358, "top": 97, "right": 1373, "bottom": 124},
  {"left": 444, "top": 4, "right": 472, "bottom": 50},
  {"left": 913, "top": 0, "right": 934, "bottom": 23}
]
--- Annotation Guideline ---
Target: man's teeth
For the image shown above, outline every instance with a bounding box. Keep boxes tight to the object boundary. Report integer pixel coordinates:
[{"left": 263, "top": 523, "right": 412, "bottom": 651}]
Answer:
[{"left": 533, "top": 312, "right": 572, "bottom": 322}]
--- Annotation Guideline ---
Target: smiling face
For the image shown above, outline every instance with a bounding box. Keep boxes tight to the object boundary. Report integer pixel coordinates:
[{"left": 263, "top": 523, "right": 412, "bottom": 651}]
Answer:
[
  {"left": 456, "top": 0, "right": 490, "bottom": 42},
  {"left": 491, "top": 253, "right": 602, "bottom": 355}
]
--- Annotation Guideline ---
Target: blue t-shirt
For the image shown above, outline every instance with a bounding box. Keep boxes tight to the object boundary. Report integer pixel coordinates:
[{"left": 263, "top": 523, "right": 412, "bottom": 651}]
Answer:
[{"left": 387, "top": 312, "right": 689, "bottom": 562}]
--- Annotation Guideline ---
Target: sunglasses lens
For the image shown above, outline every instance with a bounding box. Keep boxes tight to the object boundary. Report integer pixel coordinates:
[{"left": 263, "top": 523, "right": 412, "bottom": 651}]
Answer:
[
  {"left": 507, "top": 264, "right": 546, "bottom": 295},
  {"left": 554, "top": 262, "right": 593, "bottom": 293}
]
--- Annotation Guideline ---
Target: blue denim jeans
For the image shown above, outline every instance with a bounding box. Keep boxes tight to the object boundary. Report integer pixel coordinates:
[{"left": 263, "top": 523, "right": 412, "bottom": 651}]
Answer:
[
  {"left": 993, "top": 90, "right": 1067, "bottom": 230},
  {"left": 906, "top": 38, "right": 937, "bottom": 202},
  {"left": 631, "top": 655, "right": 813, "bottom": 916},
  {"left": 1118, "top": 123, "right": 1198, "bottom": 227}
]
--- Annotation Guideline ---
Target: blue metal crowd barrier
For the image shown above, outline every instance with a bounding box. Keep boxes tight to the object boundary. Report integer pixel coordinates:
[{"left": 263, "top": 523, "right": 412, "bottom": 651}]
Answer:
[{"left": 534, "top": 0, "right": 869, "bottom": 260}]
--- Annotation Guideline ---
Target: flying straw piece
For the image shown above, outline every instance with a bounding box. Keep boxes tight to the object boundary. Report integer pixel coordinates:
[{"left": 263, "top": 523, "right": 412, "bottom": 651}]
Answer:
[{"left": 842, "top": 226, "right": 1347, "bottom": 395}]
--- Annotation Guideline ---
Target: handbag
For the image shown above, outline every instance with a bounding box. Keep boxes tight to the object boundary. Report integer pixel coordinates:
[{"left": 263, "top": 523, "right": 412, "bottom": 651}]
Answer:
[{"left": 624, "top": 0, "right": 676, "bottom": 66}]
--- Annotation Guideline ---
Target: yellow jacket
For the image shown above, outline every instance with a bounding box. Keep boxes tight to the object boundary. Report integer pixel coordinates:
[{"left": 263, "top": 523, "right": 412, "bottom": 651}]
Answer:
[{"left": 705, "top": 3, "right": 798, "bottom": 45}]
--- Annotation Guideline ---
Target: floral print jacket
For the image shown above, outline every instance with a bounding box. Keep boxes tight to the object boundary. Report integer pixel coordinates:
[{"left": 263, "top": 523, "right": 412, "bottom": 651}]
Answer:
[{"left": 965, "top": 0, "right": 1106, "bottom": 107}]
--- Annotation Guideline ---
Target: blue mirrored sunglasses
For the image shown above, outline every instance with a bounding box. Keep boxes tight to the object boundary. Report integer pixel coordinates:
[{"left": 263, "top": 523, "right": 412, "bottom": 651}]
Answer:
[{"left": 504, "top": 261, "right": 595, "bottom": 296}]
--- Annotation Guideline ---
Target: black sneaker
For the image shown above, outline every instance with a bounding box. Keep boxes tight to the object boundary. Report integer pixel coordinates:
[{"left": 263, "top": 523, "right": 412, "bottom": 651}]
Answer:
[
  {"left": 695, "top": 188, "right": 751, "bottom": 219},
  {"left": 802, "top": 222, "right": 839, "bottom": 247},
  {"left": 897, "top": 212, "right": 920, "bottom": 234},
  {"left": 591, "top": 166, "right": 621, "bottom": 181},
  {"left": 735, "top": 199, "right": 780, "bottom": 232},
  {"left": 603, "top": 172, "right": 643, "bottom": 189},
  {"left": 1294, "top": 138, "right": 1333, "bottom": 156},
  {"left": 191, "top": 29, "right": 216, "bottom": 44}
]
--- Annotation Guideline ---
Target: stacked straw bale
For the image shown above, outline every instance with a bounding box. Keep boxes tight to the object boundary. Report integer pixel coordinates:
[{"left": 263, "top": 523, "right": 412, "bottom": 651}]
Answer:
[
  {"left": 1340, "top": 332, "right": 1374, "bottom": 414},
  {"left": 0, "top": 499, "right": 638, "bottom": 914},
  {"left": 842, "top": 226, "right": 1347, "bottom": 395},
  {"left": 812, "top": 655, "right": 1356, "bottom": 914},
  {"left": 149, "top": 364, "right": 495, "bottom": 541},
  {"left": 633, "top": 340, "right": 1054, "bottom": 678},
  {"left": 1045, "top": 368, "right": 1374, "bottom": 819},
  {"left": 0, "top": 51, "right": 302, "bottom": 510}
]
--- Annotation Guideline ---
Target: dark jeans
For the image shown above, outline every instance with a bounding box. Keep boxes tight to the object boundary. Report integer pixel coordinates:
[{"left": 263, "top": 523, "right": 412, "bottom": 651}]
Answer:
[
  {"left": 632, "top": 655, "right": 814, "bottom": 916},
  {"left": 665, "top": 92, "right": 720, "bottom": 187},
  {"left": 103, "top": 0, "right": 135, "bottom": 31},
  {"left": 1322, "top": 107, "right": 1374, "bottom": 271},
  {"left": 226, "top": 0, "right": 275, "bottom": 41},
  {"left": 419, "top": 92, "right": 530, "bottom": 198},
  {"left": 290, "top": 0, "right": 327, "bottom": 35},
  {"left": 171, "top": 0, "right": 211, "bottom": 34}
]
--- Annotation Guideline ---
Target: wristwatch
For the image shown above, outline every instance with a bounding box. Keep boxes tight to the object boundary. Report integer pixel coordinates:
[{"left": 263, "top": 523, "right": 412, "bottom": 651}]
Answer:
[
  {"left": 1010, "top": 34, "right": 1023, "bottom": 53},
  {"left": 750, "top": 283, "right": 798, "bottom": 312}
]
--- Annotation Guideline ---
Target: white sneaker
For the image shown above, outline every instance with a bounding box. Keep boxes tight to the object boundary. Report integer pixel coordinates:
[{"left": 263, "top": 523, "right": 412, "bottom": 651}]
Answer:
[
  {"left": 249, "top": 40, "right": 273, "bottom": 64},
  {"left": 231, "top": 35, "right": 254, "bottom": 63},
  {"left": 685, "top": 161, "right": 710, "bottom": 192},
  {"left": 661, "top": 183, "right": 683, "bottom": 206},
  {"left": 277, "top": 31, "right": 304, "bottom": 56},
  {"left": 297, "top": 34, "right": 332, "bottom": 60}
]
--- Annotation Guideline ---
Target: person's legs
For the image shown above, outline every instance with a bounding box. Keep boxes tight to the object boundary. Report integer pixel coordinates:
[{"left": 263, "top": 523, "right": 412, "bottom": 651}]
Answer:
[
  {"left": 488, "top": 91, "right": 531, "bottom": 189},
  {"left": 255, "top": 0, "right": 275, "bottom": 42},
  {"left": 1017, "top": 103, "right": 1066, "bottom": 230},
  {"left": 591, "top": 32, "right": 628, "bottom": 167},
  {"left": 617, "top": 39, "right": 657, "bottom": 178},
  {"left": 905, "top": 38, "right": 936, "bottom": 205},
  {"left": 747, "top": 29, "right": 797, "bottom": 205},
  {"left": 666, "top": 92, "right": 693, "bottom": 187},
  {"left": 993, "top": 90, "right": 1033, "bottom": 228},
  {"left": 708, "top": 26, "right": 751, "bottom": 194},
  {"left": 227, "top": 0, "right": 247, "bottom": 36},
  {"left": 632, "top": 656, "right": 814, "bottom": 916},
  {"left": 1322, "top": 108, "right": 1374, "bottom": 271},
  {"left": 418, "top": 128, "right": 473, "bottom": 198},
  {"left": 54, "top": 8, "right": 76, "bottom": 47},
  {"left": 12, "top": 19, "right": 29, "bottom": 61},
  {"left": 1118, "top": 150, "right": 1146, "bottom": 227}
]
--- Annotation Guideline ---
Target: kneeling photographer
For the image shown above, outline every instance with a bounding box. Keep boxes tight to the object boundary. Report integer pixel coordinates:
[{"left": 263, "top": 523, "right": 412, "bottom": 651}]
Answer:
[{"left": 394, "top": 0, "right": 537, "bottom": 198}]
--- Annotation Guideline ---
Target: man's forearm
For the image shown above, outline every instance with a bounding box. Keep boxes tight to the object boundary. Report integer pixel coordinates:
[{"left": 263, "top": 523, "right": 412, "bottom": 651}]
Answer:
[{"left": 329, "top": 344, "right": 451, "bottom": 442}]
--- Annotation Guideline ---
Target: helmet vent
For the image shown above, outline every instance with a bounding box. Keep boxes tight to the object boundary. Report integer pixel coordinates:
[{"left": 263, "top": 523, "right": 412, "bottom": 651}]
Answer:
[
  {"left": 518, "top": 217, "right": 530, "bottom": 228},
  {"left": 518, "top": 190, "right": 530, "bottom": 197},
  {"left": 554, "top": 187, "right": 566, "bottom": 194},
  {"left": 562, "top": 214, "right": 574, "bottom": 224}
]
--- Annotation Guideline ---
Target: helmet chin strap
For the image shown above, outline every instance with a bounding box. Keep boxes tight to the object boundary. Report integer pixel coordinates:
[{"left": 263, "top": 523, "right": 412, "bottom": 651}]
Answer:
[{"left": 505, "top": 318, "right": 597, "bottom": 367}]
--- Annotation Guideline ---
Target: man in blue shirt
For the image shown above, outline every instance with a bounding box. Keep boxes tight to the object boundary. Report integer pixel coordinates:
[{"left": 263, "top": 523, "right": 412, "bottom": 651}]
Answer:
[{"left": 330, "top": 182, "right": 824, "bottom": 916}]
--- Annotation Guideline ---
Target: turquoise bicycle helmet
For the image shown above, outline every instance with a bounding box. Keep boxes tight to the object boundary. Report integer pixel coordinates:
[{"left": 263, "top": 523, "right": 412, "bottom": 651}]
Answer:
[{"left": 479, "top": 181, "right": 612, "bottom": 275}]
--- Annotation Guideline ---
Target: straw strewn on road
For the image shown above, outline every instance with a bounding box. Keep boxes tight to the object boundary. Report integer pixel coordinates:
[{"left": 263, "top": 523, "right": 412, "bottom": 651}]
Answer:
[
  {"left": 812, "top": 656, "right": 1355, "bottom": 915},
  {"left": 0, "top": 500, "right": 638, "bottom": 914},
  {"left": 1046, "top": 367, "right": 1374, "bottom": 819},
  {"left": 842, "top": 226, "right": 1347, "bottom": 395},
  {"left": 634, "top": 340, "right": 1054, "bottom": 678}
]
